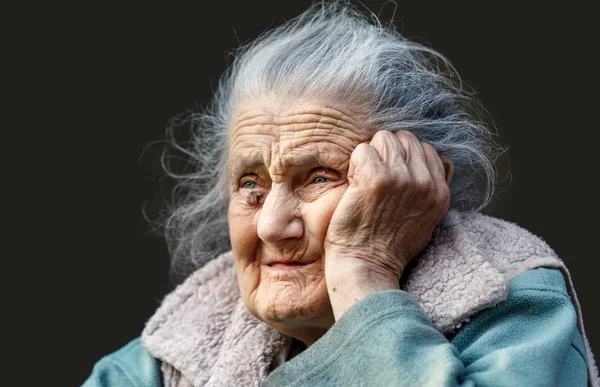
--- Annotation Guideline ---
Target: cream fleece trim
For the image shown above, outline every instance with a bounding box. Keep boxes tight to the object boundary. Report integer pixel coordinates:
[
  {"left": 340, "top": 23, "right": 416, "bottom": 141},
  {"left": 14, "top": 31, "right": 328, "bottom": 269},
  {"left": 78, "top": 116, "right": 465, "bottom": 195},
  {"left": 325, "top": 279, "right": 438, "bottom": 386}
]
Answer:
[{"left": 141, "top": 210, "right": 598, "bottom": 386}]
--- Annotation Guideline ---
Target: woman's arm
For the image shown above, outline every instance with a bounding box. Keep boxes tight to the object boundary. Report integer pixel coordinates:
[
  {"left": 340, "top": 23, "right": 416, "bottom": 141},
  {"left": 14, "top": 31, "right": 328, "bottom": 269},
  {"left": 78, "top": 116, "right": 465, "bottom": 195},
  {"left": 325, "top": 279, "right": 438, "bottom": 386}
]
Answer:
[
  {"left": 264, "top": 267, "right": 588, "bottom": 386},
  {"left": 82, "top": 338, "right": 161, "bottom": 387}
]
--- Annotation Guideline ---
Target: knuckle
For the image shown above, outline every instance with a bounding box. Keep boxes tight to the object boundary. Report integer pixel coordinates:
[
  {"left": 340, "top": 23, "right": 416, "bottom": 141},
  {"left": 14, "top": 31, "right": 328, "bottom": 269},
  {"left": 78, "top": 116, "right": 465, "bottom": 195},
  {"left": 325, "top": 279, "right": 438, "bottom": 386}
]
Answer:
[
  {"left": 421, "top": 142, "right": 437, "bottom": 155},
  {"left": 393, "top": 162, "right": 411, "bottom": 176},
  {"left": 395, "top": 177, "right": 412, "bottom": 191},
  {"left": 370, "top": 130, "right": 395, "bottom": 146},
  {"left": 410, "top": 178, "right": 436, "bottom": 208},
  {"left": 373, "top": 130, "right": 391, "bottom": 139},
  {"left": 438, "top": 185, "right": 451, "bottom": 206},
  {"left": 395, "top": 130, "right": 417, "bottom": 142},
  {"left": 417, "top": 179, "right": 436, "bottom": 195},
  {"left": 393, "top": 129, "right": 409, "bottom": 138},
  {"left": 352, "top": 142, "right": 370, "bottom": 155},
  {"left": 368, "top": 172, "right": 394, "bottom": 190},
  {"left": 350, "top": 143, "right": 372, "bottom": 163}
]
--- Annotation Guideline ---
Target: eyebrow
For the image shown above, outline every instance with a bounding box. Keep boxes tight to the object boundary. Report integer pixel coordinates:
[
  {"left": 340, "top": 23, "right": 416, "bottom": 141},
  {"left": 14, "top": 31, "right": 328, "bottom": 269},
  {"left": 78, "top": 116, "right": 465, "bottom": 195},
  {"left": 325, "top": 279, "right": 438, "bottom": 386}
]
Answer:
[
  {"left": 281, "top": 155, "right": 326, "bottom": 168},
  {"left": 230, "top": 153, "right": 266, "bottom": 175},
  {"left": 230, "top": 153, "right": 338, "bottom": 175}
]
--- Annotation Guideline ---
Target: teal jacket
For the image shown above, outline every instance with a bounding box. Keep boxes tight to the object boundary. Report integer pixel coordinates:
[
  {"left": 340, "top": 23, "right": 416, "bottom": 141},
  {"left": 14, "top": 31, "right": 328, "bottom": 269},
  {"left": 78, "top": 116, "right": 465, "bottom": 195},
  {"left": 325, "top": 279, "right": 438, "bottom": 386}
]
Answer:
[{"left": 84, "top": 268, "right": 590, "bottom": 386}]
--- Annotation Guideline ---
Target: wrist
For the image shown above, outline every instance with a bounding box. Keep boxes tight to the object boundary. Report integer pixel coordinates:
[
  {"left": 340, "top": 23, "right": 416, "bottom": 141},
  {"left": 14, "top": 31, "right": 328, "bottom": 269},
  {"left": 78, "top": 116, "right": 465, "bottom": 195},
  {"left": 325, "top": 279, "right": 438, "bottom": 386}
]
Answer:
[
  {"left": 325, "top": 251, "right": 401, "bottom": 320},
  {"left": 327, "top": 274, "right": 400, "bottom": 321}
]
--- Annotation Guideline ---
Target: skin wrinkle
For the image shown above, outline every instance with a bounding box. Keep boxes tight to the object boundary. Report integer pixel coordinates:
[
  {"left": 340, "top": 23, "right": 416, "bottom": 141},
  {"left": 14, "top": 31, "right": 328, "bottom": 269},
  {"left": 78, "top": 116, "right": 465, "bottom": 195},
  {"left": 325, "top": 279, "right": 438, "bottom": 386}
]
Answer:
[
  {"left": 229, "top": 106, "right": 366, "bottom": 168},
  {"left": 229, "top": 135, "right": 356, "bottom": 186},
  {"left": 231, "top": 104, "right": 366, "bottom": 133},
  {"left": 228, "top": 106, "right": 367, "bottom": 188},
  {"left": 228, "top": 98, "right": 372, "bottom": 346},
  {"left": 164, "top": 7, "right": 502, "bottom": 299}
]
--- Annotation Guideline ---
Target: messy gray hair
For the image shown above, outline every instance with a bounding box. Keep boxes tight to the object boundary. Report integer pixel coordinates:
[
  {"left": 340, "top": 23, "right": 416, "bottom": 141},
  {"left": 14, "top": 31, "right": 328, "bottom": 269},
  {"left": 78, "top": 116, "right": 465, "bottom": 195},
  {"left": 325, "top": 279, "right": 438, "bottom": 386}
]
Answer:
[{"left": 160, "top": 1, "right": 503, "bottom": 280}]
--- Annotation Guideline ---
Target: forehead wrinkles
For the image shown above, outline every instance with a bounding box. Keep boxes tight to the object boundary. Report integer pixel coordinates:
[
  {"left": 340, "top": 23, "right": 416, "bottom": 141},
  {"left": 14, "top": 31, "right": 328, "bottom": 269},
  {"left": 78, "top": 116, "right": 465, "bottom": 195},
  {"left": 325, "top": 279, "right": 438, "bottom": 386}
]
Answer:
[
  {"left": 231, "top": 105, "right": 366, "bottom": 136},
  {"left": 228, "top": 104, "right": 371, "bottom": 173}
]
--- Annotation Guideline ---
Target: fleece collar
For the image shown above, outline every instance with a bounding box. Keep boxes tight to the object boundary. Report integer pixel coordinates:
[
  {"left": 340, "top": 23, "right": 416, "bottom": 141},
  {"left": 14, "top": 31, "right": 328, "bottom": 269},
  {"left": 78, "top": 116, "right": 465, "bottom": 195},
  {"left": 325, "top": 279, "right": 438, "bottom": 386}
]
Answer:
[{"left": 141, "top": 210, "right": 592, "bottom": 386}]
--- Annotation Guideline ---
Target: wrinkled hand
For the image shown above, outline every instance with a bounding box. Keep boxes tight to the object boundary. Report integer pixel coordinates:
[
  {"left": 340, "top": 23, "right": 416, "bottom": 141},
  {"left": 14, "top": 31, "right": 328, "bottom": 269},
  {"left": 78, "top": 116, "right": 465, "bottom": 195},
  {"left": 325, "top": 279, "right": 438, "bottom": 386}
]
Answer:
[{"left": 324, "top": 130, "right": 451, "bottom": 320}]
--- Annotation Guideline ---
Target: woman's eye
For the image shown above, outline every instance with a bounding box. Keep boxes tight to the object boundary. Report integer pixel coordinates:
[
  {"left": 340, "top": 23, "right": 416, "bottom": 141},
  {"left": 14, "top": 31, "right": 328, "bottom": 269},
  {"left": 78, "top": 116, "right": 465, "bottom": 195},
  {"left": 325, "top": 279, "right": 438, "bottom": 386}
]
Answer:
[
  {"left": 312, "top": 176, "right": 328, "bottom": 184},
  {"left": 242, "top": 181, "right": 258, "bottom": 189}
]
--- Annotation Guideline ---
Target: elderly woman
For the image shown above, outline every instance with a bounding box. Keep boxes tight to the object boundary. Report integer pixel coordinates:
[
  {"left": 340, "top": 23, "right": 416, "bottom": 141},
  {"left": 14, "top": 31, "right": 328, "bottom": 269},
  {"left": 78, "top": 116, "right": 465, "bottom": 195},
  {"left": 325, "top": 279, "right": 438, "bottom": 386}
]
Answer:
[{"left": 85, "top": 2, "right": 597, "bottom": 386}]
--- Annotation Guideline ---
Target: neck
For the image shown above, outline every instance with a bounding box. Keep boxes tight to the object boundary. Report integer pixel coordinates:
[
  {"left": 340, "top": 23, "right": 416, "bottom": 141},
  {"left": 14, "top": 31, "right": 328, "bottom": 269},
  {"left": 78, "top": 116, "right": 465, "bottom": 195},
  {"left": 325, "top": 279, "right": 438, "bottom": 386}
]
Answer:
[
  {"left": 279, "top": 326, "right": 329, "bottom": 348},
  {"left": 269, "top": 314, "right": 334, "bottom": 348}
]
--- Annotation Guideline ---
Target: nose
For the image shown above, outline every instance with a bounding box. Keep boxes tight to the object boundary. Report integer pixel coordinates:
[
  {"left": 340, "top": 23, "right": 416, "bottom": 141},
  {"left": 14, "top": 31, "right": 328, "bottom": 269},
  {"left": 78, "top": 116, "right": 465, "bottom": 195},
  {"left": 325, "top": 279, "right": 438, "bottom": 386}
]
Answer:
[{"left": 257, "top": 185, "right": 303, "bottom": 244}]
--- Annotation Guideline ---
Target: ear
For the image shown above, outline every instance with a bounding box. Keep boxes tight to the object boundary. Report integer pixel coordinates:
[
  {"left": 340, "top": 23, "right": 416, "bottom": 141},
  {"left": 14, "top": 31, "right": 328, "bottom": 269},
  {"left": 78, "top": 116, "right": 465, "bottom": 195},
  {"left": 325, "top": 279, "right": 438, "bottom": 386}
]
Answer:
[{"left": 441, "top": 156, "right": 454, "bottom": 185}]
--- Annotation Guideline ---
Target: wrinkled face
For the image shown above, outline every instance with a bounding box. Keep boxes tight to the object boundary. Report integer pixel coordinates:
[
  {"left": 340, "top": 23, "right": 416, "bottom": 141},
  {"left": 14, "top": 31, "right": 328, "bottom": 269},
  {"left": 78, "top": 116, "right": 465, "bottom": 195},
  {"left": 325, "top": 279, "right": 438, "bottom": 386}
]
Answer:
[{"left": 227, "top": 97, "right": 371, "bottom": 334}]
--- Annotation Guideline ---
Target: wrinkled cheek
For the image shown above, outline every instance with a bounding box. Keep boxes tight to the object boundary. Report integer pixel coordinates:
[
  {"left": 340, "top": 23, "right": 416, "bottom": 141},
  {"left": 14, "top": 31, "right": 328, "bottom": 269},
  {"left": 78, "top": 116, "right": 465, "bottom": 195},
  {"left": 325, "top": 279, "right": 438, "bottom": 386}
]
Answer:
[
  {"left": 232, "top": 252, "right": 262, "bottom": 315},
  {"left": 235, "top": 263, "right": 262, "bottom": 315},
  {"left": 228, "top": 202, "right": 259, "bottom": 257},
  {"left": 304, "top": 187, "right": 347, "bottom": 242},
  {"left": 228, "top": 201, "right": 261, "bottom": 308}
]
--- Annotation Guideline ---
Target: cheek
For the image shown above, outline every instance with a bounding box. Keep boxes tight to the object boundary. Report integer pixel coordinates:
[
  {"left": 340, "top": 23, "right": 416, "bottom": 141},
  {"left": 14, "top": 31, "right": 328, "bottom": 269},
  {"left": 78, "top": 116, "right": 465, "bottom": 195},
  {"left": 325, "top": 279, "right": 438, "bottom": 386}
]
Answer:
[
  {"left": 229, "top": 199, "right": 262, "bottom": 307},
  {"left": 228, "top": 199, "right": 259, "bottom": 256},
  {"left": 303, "top": 186, "right": 347, "bottom": 241}
]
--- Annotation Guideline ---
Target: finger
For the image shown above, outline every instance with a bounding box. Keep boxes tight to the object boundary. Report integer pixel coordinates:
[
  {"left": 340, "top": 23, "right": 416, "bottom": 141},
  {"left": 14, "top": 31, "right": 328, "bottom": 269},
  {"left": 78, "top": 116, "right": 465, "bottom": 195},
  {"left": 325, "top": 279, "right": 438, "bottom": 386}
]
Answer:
[
  {"left": 348, "top": 142, "right": 383, "bottom": 186},
  {"left": 393, "top": 130, "right": 411, "bottom": 159},
  {"left": 369, "top": 130, "right": 406, "bottom": 164},
  {"left": 421, "top": 143, "right": 446, "bottom": 183},
  {"left": 394, "top": 131, "right": 431, "bottom": 182},
  {"left": 422, "top": 143, "right": 451, "bottom": 211}
]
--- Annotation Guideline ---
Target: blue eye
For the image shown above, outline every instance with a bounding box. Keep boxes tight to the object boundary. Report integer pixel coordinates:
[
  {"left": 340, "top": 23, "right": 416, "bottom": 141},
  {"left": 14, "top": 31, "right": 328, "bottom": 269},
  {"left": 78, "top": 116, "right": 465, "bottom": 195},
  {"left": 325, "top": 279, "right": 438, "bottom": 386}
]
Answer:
[
  {"left": 313, "top": 176, "right": 328, "bottom": 184},
  {"left": 243, "top": 181, "right": 258, "bottom": 189}
]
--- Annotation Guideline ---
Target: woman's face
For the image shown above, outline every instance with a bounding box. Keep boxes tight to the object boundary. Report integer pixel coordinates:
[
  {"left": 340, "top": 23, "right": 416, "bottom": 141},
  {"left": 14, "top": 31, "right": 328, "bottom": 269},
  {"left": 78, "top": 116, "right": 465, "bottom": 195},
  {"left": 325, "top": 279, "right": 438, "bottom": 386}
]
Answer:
[{"left": 227, "top": 97, "right": 371, "bottom": 339}]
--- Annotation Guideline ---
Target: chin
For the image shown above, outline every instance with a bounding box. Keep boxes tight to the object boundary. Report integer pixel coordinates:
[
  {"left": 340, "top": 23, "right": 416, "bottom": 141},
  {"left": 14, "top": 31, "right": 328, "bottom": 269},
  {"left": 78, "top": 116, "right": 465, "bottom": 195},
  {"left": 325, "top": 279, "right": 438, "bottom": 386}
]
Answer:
[{"left": 252, "top": 283, "right": 333, "bottom": 328}]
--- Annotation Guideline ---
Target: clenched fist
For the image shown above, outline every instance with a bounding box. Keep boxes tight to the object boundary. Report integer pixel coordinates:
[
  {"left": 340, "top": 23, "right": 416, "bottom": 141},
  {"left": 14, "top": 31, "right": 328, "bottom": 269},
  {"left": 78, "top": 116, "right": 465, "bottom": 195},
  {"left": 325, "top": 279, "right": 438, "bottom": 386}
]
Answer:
[{"left": 325, "top": 130, "right": 453, "bottom": 320}]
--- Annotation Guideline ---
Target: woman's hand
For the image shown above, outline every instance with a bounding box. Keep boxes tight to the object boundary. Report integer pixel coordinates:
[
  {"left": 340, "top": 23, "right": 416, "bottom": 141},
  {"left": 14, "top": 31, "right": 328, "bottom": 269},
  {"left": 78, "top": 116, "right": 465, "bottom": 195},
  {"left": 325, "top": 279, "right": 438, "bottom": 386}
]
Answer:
[{"left": 324, "top": 130, "right": 452, "bottom": 320}]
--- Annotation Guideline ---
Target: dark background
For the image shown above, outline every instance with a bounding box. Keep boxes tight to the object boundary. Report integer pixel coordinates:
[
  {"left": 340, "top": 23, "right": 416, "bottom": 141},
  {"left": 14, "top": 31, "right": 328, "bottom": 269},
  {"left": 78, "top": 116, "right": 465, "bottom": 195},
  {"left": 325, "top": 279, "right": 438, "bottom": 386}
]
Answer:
[{"left": 4, "top": 1, "right": 597, "bottom": 385}]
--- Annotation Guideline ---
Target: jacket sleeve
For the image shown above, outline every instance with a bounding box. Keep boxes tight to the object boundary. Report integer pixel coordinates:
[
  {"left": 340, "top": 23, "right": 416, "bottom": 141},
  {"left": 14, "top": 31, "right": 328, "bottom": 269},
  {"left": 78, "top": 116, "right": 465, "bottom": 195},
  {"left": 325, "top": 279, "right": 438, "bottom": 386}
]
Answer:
[
  {"left": 263, "top": 268, "right": 589, "bottom": 386},
  {"left": 82, "top": 338, "right": 162, "bottom": 387},
  {"left": 82, "top": 357, "right": 137, "bottom": 387}
]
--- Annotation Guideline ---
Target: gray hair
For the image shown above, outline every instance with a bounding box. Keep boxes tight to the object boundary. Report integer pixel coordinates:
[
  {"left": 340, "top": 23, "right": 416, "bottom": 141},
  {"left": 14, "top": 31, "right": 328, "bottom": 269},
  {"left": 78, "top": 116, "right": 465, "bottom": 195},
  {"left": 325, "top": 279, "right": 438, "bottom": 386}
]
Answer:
[{"left": 160, "top": 1, "right": 503, "bottom": 280}]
